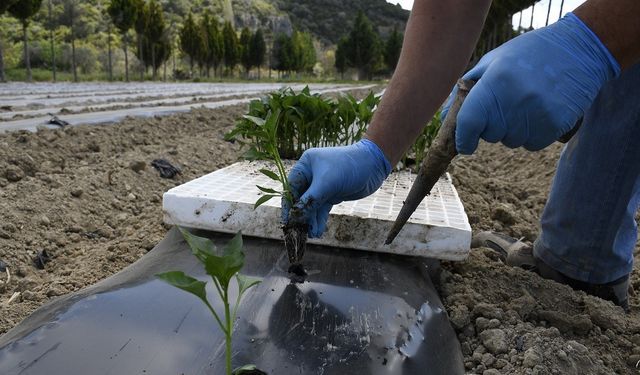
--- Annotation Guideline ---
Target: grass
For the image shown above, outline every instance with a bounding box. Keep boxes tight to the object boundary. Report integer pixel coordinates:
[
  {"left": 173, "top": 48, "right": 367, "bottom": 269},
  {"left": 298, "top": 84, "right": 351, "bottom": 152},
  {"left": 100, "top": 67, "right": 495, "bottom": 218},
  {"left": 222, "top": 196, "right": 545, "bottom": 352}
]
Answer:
[{"left": 2, "top": 67, "right": 382, "bottom": 84}]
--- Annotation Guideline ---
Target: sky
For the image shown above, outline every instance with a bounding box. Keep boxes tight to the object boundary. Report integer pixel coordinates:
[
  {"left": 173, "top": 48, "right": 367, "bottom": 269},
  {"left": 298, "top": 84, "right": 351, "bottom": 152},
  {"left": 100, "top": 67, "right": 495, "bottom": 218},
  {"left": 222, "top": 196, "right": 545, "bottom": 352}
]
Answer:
[{"left": 386, "top": 0, "right": 586, "bottom": 29}]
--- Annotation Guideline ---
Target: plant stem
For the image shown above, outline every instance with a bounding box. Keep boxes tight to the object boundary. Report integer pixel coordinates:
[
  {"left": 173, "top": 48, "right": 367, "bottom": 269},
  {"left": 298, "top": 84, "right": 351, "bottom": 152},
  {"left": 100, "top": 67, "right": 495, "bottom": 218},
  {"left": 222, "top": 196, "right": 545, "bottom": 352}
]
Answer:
[
  {"left": 224, "top": 289, "right": 232, "bottom": 375},
  {"left": 204, "top": 299, "right": 227, "bottom": 336}
]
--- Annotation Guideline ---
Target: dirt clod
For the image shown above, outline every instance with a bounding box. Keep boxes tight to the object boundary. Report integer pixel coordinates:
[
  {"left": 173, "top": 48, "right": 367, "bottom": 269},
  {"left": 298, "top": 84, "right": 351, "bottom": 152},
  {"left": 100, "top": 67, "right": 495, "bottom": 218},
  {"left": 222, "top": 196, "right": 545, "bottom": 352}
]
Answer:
[{"left": 479, "top": 328, "right": 509, "bottom": 354}]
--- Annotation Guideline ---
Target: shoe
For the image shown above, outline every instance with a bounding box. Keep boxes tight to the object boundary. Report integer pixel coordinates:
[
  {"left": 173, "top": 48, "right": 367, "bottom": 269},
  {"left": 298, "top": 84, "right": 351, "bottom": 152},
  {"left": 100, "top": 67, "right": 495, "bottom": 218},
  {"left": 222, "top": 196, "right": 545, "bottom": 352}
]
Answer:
[{"left": 472, "top": 231, "right": 630, "bottom": 312}]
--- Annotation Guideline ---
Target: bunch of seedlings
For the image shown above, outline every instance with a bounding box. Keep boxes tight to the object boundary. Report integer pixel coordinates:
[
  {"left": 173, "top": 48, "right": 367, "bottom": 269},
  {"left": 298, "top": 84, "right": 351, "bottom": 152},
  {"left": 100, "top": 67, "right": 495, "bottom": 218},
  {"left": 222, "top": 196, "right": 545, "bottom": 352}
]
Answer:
[
  {"left": 225, "top": 86, "right": 444, "bottom": 278},
  {"left": 225, "top": 86, "right": 380, "bottom": 159},
  {"left": 226, "top": 86, "right": 442, "bottom": 170},
  {"left": 157, "top": 228, "right": 264, "bottom": 375}
]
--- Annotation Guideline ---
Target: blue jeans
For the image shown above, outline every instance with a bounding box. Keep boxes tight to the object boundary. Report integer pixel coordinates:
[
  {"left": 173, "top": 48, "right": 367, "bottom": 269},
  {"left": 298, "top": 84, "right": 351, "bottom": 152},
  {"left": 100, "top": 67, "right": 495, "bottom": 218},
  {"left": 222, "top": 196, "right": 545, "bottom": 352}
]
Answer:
[{"left": 534, "top": 63, "right": 640, "bottom": 284}]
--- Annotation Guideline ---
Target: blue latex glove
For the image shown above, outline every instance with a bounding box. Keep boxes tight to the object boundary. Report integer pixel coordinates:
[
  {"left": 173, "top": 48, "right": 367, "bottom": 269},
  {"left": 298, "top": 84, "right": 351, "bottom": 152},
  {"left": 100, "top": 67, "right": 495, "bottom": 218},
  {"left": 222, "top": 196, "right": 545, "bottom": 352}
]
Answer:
[
  {"left": 442, "top": 12, "right": 620, "bottom": 154},
  {"left": 282, "top": 139, "right": 391, "bottom": 238}
]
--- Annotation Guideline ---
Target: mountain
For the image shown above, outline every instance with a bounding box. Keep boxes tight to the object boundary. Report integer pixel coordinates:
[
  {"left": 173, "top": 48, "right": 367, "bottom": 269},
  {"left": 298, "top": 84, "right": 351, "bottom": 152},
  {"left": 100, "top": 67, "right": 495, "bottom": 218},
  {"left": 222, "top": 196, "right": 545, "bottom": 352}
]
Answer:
[
  {"left": 217, "top": 0, "right": 409, "bottom": 45},
  {"left": 273, "top": 0, "right": 409, "bottom": 45}
]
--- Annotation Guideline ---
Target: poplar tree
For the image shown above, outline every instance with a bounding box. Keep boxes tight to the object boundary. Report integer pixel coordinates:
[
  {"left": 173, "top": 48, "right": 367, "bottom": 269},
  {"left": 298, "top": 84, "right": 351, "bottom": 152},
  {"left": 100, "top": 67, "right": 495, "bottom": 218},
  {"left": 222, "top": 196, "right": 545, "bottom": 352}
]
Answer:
[
  {"left": 335, "top": 36, "right": 348, "bottom": 80},
  {"left": 108, "top": 0, "right": 137, "bottom": 81},
  {"left": 345, "top": 11, "right": 381, "bottom": 80},
  {"left": 250, "top": 29, "right": 265, "bottom": 79},
  {"left": 8, "top": 0, "right": 43, "bottom": 82},
  {"left": 179, "top": 12, "right": 199, "bottom": 74},
  {"left": 133, "top": 0, "right": 148, "bottom": 79},
  {"left": 384, "top": 26, "right": 403, "bottom": 73},
  {"left": 0, "top": 0, "right": 18, "bottom": 81},
  {"left": 239, "top": 27, "right": 252, "bottom": 77},
  {"left": 145, "top": 0, "right": 165, "bottom": 80},
  {"left": 222, "top": 21, "right": 238, "bottom": 75},
  {"left": 201, "top": 10, "right": 222, "bottom": 77}
]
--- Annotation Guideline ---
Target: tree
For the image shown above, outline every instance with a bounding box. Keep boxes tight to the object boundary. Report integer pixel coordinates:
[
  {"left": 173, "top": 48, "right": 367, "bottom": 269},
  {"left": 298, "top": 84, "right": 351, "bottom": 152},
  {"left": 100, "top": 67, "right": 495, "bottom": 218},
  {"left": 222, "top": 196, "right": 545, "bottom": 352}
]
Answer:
[
  {"left": 108, "top": 0, "right": 137, "bottom": 81},
  {"left": 384, "top": 26, "right": 402, "bottom": 73},
  {"left": 46, "top": 0, "right": 56, "bottom": 81},
  {"left": 133, "top": 0, "right": 148, "bottom": 80},
  {"left": 239, "top": 27, "right": 251, "bottom": 77},
  {"left": 179, "top": 12, "right": 200, "bottom": 75},
  {"left": 222, "top": 21, "right": 238, "bottom": 75},
  {"left": 145, "top": 0, "right": 165, "bottom": 80},
  {"left": 8, "top": 0, "right": 43, "bottom": 82},
  {"left": 335, "top": 36, "right": 348, "bottom": 80},
  {"left": 0, "top": 0, "right": 18, "bottom": 81},
  {"left": 270, "top": 32, "right": 293, "bottom": 76},
  {"left": 200, "top": 10, "right": 222, "bottom": 77},
  {"left": 291, "top": 30, "right": 315, "bottom": 74},
  {"left": 344, "top": 11, "right": 382, "bottom": 80},
  {"left": 59, "top": 0, "right": 91, "bottom": 82},
  {"left": 250, "top": 29, "right": 265, "bottom": 79}
]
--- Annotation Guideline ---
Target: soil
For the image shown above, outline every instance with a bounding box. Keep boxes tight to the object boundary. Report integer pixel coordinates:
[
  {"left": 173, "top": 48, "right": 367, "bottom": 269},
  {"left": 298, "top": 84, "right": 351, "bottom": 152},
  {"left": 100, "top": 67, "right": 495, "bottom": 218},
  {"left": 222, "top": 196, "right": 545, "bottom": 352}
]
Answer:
[
  {"left": 443, "top": 143, "right": 640, "bottom": 374},
  {"left": 1, "top": 91, "right": 639, "bottom": 374}
]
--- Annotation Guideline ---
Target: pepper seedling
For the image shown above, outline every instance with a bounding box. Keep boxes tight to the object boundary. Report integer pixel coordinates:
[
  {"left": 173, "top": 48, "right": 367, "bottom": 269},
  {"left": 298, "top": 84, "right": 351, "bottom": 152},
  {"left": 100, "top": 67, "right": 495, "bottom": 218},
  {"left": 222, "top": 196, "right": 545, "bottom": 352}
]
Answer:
[
  {"left": 230, "top": 109, "right": 309, "bottom": 279},
  {"left": 156, "top": 228, "right": 263, "bottom": 375}
]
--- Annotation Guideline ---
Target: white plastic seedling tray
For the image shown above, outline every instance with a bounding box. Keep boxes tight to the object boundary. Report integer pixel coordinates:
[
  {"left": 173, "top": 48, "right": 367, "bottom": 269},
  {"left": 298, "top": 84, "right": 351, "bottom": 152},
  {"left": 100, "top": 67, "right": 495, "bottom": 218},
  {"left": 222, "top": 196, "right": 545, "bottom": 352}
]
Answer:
[{"left": 163, "top": 161, "right": 471, "bottom": 260}]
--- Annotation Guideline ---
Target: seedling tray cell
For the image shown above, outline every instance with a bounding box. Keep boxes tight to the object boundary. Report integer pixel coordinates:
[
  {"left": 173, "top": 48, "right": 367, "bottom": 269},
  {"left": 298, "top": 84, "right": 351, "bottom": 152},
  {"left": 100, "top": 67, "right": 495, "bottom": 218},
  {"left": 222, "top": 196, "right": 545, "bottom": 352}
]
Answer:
[{"left": 163, "top": 161, "right": 471, "bottom": 260}]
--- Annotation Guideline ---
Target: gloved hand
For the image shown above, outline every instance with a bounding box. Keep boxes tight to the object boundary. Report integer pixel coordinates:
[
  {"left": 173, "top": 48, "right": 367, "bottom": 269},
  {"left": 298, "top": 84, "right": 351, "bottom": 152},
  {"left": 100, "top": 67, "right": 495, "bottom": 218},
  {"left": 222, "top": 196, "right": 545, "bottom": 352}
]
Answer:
[
  {"left": 442, "top": 12, "right": 620, "bottom": 154},
  {"left": 282, "top": 139, "right": 391, "bottom": 238}
]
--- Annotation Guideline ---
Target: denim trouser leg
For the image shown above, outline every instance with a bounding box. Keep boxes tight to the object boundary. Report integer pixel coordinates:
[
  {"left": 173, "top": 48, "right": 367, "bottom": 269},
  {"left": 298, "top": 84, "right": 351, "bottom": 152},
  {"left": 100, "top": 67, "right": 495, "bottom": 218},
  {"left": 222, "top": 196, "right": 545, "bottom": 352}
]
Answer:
[{"left": 534, "top": 63, "right": 640, "bottom": 284}]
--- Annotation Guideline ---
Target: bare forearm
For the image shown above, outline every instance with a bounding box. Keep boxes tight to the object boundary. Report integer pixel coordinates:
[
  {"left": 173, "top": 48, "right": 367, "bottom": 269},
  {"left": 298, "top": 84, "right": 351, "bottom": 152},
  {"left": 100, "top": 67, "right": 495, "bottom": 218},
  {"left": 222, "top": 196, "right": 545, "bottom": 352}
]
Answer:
[
  {"left": 574, "top": 0, "right": 640, "bottom": 69},
  {"left": 365, "top": 0, "right": 491, "bottom": 165}
]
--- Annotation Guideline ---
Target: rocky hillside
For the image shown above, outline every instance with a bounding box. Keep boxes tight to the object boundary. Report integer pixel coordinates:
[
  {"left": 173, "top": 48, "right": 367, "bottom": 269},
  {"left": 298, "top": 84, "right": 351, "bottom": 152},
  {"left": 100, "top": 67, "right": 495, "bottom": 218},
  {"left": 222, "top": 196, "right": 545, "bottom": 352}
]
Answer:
[{"left": 224, "top": 0, "right": 409, "bottom": 45}]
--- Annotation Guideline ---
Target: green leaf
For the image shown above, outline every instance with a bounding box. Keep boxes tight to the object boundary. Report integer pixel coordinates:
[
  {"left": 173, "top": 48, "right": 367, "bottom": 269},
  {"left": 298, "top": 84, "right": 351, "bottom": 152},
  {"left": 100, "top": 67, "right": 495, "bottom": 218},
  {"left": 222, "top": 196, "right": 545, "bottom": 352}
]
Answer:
[
  {"left": 259, "top": 168, "right": 280, "bottom": 181},
  {"left": 224, "top": 231, "right": 244, "bottom": 257},
  {"left": 256, "top": 185, "right": 280, "bottom": 194},
  {"left": 178, "top": 227, "right": 216, "bottom": 264},
  {"left": 156, "top": 271, "right": 207, "bottom": 302},
  {"left": 242, "top": 115, "right": 266, "bottom": 127},
  {"left": 254, "top": 194, "right": 277, "bottom": 209},
  {"left": 243, "top": 148, "right": 269, "bottom": 161},
  {"left": 236, "top": 274, "right": 261, "bottom": 297},
  {"left": 233, "top": 364, "right": 265, "bottom": 375},
  {"left": 178, "top": 228, "right": 245, "bottom": 290},
  {"left": 202, "top": 232, "right": 245, "bottom": 290}
]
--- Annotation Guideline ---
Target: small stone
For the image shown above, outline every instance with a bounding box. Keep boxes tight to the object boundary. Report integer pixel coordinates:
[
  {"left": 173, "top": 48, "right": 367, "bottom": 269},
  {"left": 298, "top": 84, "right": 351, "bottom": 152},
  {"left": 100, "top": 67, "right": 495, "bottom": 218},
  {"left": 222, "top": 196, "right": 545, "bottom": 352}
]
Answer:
[
  {"left": 494, "top": 359, "right": 509, "bottom": 369},
  {"left": 0, "top": 229, "right": 10, "bottom": 239},
  {"left": 129, "top": 160, "right": 147, "bottom": 172},
  {"left": 127, "top": 193, "right": 136, "bottom": 201},
  {"left": 557, "top": 350, "right": 567, "bottom": 360},
  {"left": 523, "top": 348, "right": 542, "bottom": 368},
  {"left": 39, "top": 215, "right": 51, "bottom": 226},
  {"left": 5, "top": 165, "right": 24, "bottom": 182},
  {"left": 482, "top": 370, "right": 501, "bottom": 375},
  {"left": 21, "top": 290, "right": 37, "bottom": 301},
  {"left": 449, "top": 304, "right": 470, "bottom": 330},
  {"left": 70, "top": 188, "right": 83, "bottom": 198},
  {"left": 491, "top": 203, "right": 516, "bottom": 225},
  {"left": 473, "top": 303, "right": 504, "bottom": 320},
  {"left": 476, "top": 317, "right": 491, "bottom": 332},
  {"left": 566, "top": 340, "right": 588, "bottom": 355},
  {"left": 46, "top": 286, "right": 66, "bottom": 297},
  {"left": 479, "top": 329, "right": 509, "bottom": 354},
  {"left": 481, "top": 353, "right": 496, "bottom": 367}
]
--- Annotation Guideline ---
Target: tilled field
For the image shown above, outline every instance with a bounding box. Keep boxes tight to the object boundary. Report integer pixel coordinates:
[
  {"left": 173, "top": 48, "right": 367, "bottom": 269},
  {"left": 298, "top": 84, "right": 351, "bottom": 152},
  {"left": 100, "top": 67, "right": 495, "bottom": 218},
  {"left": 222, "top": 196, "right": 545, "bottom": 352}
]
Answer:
[{"left": 0, "top": 90, "right": 638, "bottom": 374}]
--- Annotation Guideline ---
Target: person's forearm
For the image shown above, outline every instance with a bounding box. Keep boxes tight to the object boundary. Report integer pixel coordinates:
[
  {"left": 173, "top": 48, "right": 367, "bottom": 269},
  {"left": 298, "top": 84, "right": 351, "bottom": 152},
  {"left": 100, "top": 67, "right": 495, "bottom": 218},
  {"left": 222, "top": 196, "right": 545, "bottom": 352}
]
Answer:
[
  {"left": 365, "top": 0, "right": 491, "bottom": 165},
  {"left": 574, "top": 0, "right": 640, "bottom": 70}
]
